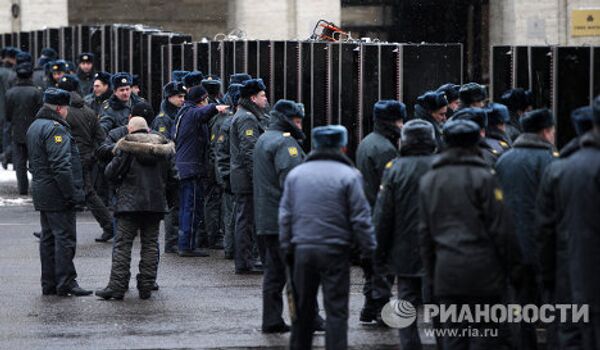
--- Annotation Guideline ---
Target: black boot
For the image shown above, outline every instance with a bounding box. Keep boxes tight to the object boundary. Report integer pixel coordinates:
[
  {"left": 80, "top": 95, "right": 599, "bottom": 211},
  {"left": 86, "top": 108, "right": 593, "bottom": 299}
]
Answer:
[
  {"left": 95, "top": 229, "right": 113, "bottom": 242},
  {"left": 139, "top": 289, "right": 151, "bottom": 300},
  {"left": 95, "top": 287, "right": 124, "bottom": 300}
]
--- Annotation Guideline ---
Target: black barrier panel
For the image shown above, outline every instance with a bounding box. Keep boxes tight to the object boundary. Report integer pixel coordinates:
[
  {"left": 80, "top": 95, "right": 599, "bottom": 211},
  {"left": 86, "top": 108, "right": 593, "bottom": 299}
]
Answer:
[
  {"left": 45, "top": 28, "right": 60, "bottom": 54},
  {"left": 100, "top": 25, "right": 113, "bottom": 72},
  {"left": 380, "top": 44, "right": 400, "bottom": 101},
  {"left": 312, "top": 42, "right": 328, "bottom": 129},
  {"left": 161, "top": 44, "right": 169, "bottom": 91},
  {"left": 90, "top": 27, "right": 103, "bottom": 71},
  {"left": 141, "top": 31, "right": 155, "bottom": 99},
  {"left": 171, "top": 42, "right": 184, "bottom": 71},
  {"left": 515, "top": 46, "right": 529, "bottom": 90},
  {"left": 210, "top": 41, "right": 221, "bottom": 78},
  {"left": 196, "top": 42, "right": 209, "bottom": 77},
  {"left": 1, "top": 33, "right": 10, "bottom": 48},
  {"left": 76, "top": 25, "right": 92, "bottom": 54},
  {"left": 594, "top": 48, "right": 600, "bottom": 99},
  {"left": 491, "top": 46, "right": 513, "bottom": 101},
  {"left": 115, "top": 26, "right": 130, "bottom": 72},
  {"left": 285, "top": 42, "right": 300, "bottom": 102},
  {"left": 258, "top": 41, "right": 271, "bottom": 92},
  {"left": 361, "top": 44, "right": 379, "bottom": 136},
  {"left": 340, "top": 43, "right": 360, "bottom": 158},
  {"left": 60, "top": 27, "right": 74, "bottom": 62},
  {"left": 223, "top": 41, "right": 234, "bottom": 86},
  {"left": 402, "top": 44, "right": 463, "bottom": 117},
  {"left": 147, "top": 34, "right": 170, "bottom": 110},
  {"left": 11, "top": 33, "right": 18, "bottom": 48},
  {"left": 18, "top": 32, "right": 30, "bottom": 53},
  {"left": 131, "top": 30, "right": 145, "bottom": 79},
  {"left": 272, "top": 41, "right": 285, "bottom": 103},
  {"left": 555, "top": 47, "right": 591, "bottom": 148},
  {"left": 183, "top": 43, "right": 194, "bottom": 71},
  {"left": 247, "top": 41, "right": 258, "bottom": 78},
  {"left": 300, "top": 42, "right": 312, "bottom": 151},
  {"left": 234, "top": 40, "right": 246, "bottom": 74},
  {"left": 329, "top": 42, "right": 340, "bottom": 124},
  {"left": 34, "top": 30, "right": 44, "bottom": 61},
  {"left": 529, "top": 47, "right": 552, "bottom": 109}
]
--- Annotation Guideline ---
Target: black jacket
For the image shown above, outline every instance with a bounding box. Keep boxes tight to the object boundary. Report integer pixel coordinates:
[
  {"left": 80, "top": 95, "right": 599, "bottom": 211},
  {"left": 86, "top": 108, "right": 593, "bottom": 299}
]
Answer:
[
  {"left": 150, "top": 99, "right": 179, "bottom": 139},
  {"left": 505, "top": 111, "right": 522, "bottom": 142},
  {"left": 76, "top": 68, "right": 95, "bottom": 97},
  {"left": 96, "top": 125, "right": 128, "bottom": 163},
  {"left": 229, "top": 98, "right": 270, "bottom": 194},
  {"left": 215, "top": 112, "right": 234, "bottom": 190},
  {"left": 99, "top": 93, "right": 143, "bottom": 134},
  {"left": 66, "top": 91, "right": 106, "bottom": 163},
  {"left": 105, "top": 132, "right": 177, "bottom": 216},
  {"left": 419, "top": 147, "right": 520, "bottom": 297},
  {"left": 84, "top": 89, "right": 112, "bottom": 116},
  {"left": 253, "top": 111, "right": 306, "bottom": 236},
  {"left": 485, "top": 127, "right": 512, "bottom": 157},
  {"left": 537, "top": 131, "right": 600, "bottom": 311},
  {"left": 496, "top": 133, "right": 557, "bottom": 268},
  {"left": 26, "top": 106, "right": 85, "bottom": 211},
  {"left": 355, "top": 120, "right": 400, "bottom": 206},
  {"left": 5, "top": 79, "right": 43, "bottom": 144},
  {"left": 373, "top": 144, "right": 434, "bottom": 276}
]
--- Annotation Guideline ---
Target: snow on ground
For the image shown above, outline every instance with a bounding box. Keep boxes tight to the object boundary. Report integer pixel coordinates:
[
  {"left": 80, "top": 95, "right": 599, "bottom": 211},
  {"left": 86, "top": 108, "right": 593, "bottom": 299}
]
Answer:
[{"left": 0, "top": 165, "right": 31, "bottom": 183}]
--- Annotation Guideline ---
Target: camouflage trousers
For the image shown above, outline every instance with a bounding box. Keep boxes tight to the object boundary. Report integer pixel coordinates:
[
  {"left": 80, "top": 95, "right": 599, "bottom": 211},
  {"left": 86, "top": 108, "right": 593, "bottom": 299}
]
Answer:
[{"left": 108, "top": 213, "right": 161, "bottom": 292}]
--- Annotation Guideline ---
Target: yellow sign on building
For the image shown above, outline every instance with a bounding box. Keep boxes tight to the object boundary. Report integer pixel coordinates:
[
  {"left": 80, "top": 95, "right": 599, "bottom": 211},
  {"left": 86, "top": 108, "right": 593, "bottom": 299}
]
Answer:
[{"left": 572, "top": 9, "right": 600, "bottom": 37}]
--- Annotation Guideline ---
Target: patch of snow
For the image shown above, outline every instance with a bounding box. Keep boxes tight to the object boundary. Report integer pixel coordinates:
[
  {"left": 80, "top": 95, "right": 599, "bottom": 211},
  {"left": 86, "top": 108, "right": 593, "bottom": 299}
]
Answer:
[{"left": 0, "top": 197, "right": 32, "bottom": 207}]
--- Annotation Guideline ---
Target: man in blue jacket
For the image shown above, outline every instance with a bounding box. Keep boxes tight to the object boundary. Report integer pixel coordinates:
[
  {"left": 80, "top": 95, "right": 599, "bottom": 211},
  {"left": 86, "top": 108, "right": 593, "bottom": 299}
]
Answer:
[
  {"left": 280, "top": 125, "right": 376, "bottom": 350},
  {"left": 174, "top": 85, "right": 228, "bottom": 257},
  {"left": 26, "top": 88, "right": 91, "bottom": 297}
]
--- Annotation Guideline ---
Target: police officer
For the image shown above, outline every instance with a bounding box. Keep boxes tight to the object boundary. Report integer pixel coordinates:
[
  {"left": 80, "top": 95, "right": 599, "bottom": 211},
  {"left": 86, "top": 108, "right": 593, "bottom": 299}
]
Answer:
[
  {"left": 174, "top": 85, "right": 228, "bottom": 257},
  {"left": 203, "top": 78, "right": 223, "bottom": 104},
  {"left": 484, "top": 102, "right": 512, "bottom": 155},
  {"left": 182, "top": 71, "right": 204, "bottom": 90},
  {"left": 99, "top": 72, "right": 144, "bottom": 133},
  {"left": 48, "top": 60, "right": 68, "bottom": 87},
  {"left": 5, "top": 62, "right": 43, "bottom": 195},
  {"left": 537, "top": 97, "right": 600, "bottom": 350},
  {"left": 172, "top": 70, "right": 190, "bottom": 83},
  {"left": 355, "top": 100, "right": 405, "bottom": 323},
  {"left": 496, "top": 108, "right": 557, "bottom": 350},
  {"left": 458, "top": 82, "right": 487, "bottom": 109},
  {"left": 414, "top": 91, "right": 448, "bottom": 150},
  {"left": 253, "top": 99, "right": 306, "bottom": 333},
  {"left": 84, "top": 71, "right": 112, "bottom": 116},
  {"left": 95, "top": 117, "right": 177, "bottom": 300},
  {"left": 560, "top": 106, "right": 594, "bottom": 157},
  {"left": 419, "top": 119, "right": 520, "bottom": 349},
  {"left": 0, "top": 47, "right": 18, "bottom": 167},
  {"left": 452, "top": 107, "right": 500, "bottom": 166},
  {"left": 230, "top": 78, "right": 270, "bottom": 274},
  {"left": 436, "top": 83, "right": 460, "bottom": 118},
  {"left": 373, "top": 119, "right": 436, "bottom": 349},
  {"left": 151, "top": 81, "right": 186, "bottom": 139},
  {"left": 280, "top": 125, "right": 375, "bottom": 350},
  {"left": 215, "top": 83, "right": 243, "bottom": 259},
  {"left": 26, "top": 88, "right": 91, "bottom": 297},
  {"left": 500, "top": 88, "right": 534, "bottom": 142},
  {"left": 76, "top": 52, "right": 95, "bottom": 96},
  {"left": 131, "top": 74, "right": 141, "bottom": 97},
  {"left": 57, "top": 74, "right": 113, "bottom": 242},
  {"left": 32, "top": 47, "right": 57, "bottom": 89}
]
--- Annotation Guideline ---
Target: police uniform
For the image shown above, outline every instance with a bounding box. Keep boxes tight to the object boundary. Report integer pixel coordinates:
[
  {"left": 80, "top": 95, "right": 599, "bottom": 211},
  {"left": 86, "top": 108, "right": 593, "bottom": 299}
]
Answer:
[
  {"left": 26, "top": 88, "right": 90, "bottom": 296},
  {"left": 99, "top": 73, "right": 143, "bottom": 134}
]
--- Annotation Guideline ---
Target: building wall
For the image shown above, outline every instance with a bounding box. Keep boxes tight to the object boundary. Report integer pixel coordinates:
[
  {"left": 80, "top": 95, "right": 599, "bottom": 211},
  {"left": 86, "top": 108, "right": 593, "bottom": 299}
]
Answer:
[
  {"left": 68, "top": 0, "right": 228, "bottom": 40},
  {"left": 490, "top": 0, "right": 600, "bottom": 46},
  {"left": 0, "top": 0, "right": 68, "bottom": 33}
]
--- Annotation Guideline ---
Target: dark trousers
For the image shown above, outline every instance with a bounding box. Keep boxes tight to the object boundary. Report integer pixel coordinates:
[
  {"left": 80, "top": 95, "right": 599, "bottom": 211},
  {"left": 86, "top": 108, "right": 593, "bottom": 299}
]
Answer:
[
  {"left": 12, "top": 142, "right": 28, "bottom": 194},
  {"left": 178, "top": 177, "right": 205, "bottom": 251},
  {"left": 39, "top": 210, "right": 78, "bottom": 293},
  {"left": 262, "top": 235, "right": 287, "bottom": 329},
  {"left": 164, "top": 205, "right": 179, "bottom": 251},
  {"left": 222, "top": 191, "right": 235, "bottom": 256},
  {"left": 512, "top": 283, "right": 540, "bottom": 350},
  {"left": 397, "top": 277, "right": 424, "bottom": 350},
  {"left": 438, "top": 296, "right": 507, "bottom": 350},
  {"left": 204, "top": 181, "right": 223, "bottom": 247},
  {"left": 291, "top": 245, "right": 350, "bottom": 350},
  {"left": 108, "top": 213, "right": 161, "bottom": 292},
  {"left": 82, "top": 161, "right": 112, "bottom": 233},
  {"left": 234, "top": 193, "right": 256, "bottom": 271}
]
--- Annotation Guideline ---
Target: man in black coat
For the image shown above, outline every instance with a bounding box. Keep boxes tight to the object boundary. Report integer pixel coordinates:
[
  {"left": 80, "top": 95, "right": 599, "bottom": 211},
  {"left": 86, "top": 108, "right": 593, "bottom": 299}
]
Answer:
[
  {"left": 452, "top": 107, "right": 500, "bottom": 167},
  {"left": 76, "top": 52, "right": 95, "bottom": 96},
  {"left": 496, "top": 109, "right": 558, "bottom": 350},
  {"left": 280, "top": 125, "right": 376, "bottom": 350},
  {"left": 99, "top": 72, "right": 144, "bottom": 134},
  {"left": 5, "top": 62, "right": 43, "bottom": 194},
  {"left": 355, "top": 100, "right": 405, "bottom": 323},
  {"left": 230, "top": 79, "right": 270, "bottom": 274},
  {"left": 95, "top": 117, "right": 177, "bottom": 300},
  {"left": 560, "top": 106, "right": 594, "bottom": 158},
  {"left": 484, "top": 102, "right": 512, "bottom": 156},
  {"left": 413, "top": 91, "right": 448, "bottom": 150},
  {"left": 57, "top": 74, "right": 113, "bottom": 242},
  {"left": 84, "top": 72, "right": 112, "bottom": 116},
  {"left": 0, "top": 47, "right": 18, "bottom": 167},
  {"left": 254, "top": 99, "right": 306, "bottom": 333},
  {"left": 26, "top": 88, "right": 91, "bottom": 297},
  {"left": 436, "top": 83, "right": 460, "bottom": 118},
  {"left": 537, "top": 97, "right": 600, "bottom": 350},
  {"left": 373, "top": 119, "right": 436, "bottom": 349},
  {"left": 419, "top": 119, "right": 520, "bottom": 349},
  {"left": 151, "top": 81, "right": 186, "bottom": 139},
  {"left": 500, "top": 88, "right": 534, "bottom": 142}
]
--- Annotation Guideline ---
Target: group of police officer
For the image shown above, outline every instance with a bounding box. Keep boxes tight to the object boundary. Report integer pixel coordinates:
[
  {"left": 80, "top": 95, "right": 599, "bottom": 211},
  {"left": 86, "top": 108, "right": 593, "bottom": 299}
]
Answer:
[{"left": 1, "top": 43, "right": 599, "bottom": 350}]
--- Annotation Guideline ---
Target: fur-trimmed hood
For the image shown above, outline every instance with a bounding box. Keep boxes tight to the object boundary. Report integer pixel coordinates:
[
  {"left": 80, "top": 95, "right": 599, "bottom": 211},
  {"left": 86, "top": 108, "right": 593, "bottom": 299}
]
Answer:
[{"left": 114, "top": 132, "right": 175, "bottom": 165}]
